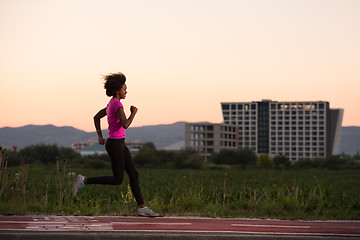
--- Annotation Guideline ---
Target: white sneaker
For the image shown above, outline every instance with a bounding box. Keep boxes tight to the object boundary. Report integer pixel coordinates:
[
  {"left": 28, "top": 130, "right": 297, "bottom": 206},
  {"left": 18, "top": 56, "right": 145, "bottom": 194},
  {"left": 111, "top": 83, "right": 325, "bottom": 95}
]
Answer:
[
  {"left": 137, "top": 207, "right": 160, "bottom": 217},
  {"left": 72, "top": 174, "right": 85, "bottom": 197}
]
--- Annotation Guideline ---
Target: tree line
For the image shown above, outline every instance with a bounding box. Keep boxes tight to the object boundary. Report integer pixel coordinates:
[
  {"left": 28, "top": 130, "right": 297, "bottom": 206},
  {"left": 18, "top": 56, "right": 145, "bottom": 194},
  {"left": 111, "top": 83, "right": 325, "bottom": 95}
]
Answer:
[{"left": 3, "top": 143, "right": 360, "bottom": 170}]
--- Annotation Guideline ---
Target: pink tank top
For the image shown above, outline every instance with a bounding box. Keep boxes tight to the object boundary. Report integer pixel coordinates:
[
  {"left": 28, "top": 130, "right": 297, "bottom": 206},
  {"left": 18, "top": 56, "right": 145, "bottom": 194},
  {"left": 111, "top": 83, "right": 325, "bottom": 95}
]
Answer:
[{"left": 106, "top": 98, "right": 126, "bottom": 139}]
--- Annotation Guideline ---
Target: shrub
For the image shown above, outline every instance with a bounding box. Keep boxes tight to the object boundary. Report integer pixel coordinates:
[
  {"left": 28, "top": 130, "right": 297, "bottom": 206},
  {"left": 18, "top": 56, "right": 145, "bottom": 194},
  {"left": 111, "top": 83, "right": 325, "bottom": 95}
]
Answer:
[
  {"left": 173, "top": 148, "right": 203, "bottom": 169},
  {"left": 210, "top": 148, "right": 256, "bottom": 167},
  {"left": 14, "top": 144, "right": 80, "bottom": 165},
  {"left": 273, "top": 155, "right": 291, "bottom": 169},
  {"left": 256, "top": 154, "right": 275, "bottom": 169}
]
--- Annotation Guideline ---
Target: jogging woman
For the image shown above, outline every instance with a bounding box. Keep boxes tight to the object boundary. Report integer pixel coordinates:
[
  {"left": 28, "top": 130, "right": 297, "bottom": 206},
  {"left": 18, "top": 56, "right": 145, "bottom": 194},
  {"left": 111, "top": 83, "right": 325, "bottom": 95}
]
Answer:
[{"left": 72, "top": 72, "right": 159, "bottom": 217}]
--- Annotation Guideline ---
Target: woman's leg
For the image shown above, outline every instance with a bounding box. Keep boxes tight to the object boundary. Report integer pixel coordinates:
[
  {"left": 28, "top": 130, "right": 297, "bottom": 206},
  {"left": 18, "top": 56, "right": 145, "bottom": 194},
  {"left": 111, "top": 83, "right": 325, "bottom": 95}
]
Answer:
[
  {"left": 86, "top": 139, "right": 125, "bottom": 185},
  {"left": 123, "top": 145, "right": 144, "bottom": 206}
]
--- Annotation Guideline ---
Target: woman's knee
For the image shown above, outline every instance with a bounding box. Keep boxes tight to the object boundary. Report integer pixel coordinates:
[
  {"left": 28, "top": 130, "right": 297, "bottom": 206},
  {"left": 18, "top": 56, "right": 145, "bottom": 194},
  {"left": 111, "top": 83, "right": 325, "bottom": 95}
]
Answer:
[{"left": 113, "top": 177, "right": 123, "bottom": 185}]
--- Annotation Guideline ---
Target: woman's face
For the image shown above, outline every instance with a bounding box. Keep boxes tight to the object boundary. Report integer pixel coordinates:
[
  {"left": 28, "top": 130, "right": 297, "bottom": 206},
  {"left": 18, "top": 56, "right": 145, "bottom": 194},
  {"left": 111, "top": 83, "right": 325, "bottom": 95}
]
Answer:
[{"left": 118, "top": 84, "right": 127, "bottom": 99}]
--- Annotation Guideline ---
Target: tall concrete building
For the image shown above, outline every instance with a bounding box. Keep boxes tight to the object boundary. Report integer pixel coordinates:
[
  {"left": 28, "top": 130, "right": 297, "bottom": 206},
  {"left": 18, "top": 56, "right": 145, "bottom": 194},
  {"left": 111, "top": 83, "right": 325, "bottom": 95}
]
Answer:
[{"left": 221, "top": 100, "right": 344, "bottom": 161}]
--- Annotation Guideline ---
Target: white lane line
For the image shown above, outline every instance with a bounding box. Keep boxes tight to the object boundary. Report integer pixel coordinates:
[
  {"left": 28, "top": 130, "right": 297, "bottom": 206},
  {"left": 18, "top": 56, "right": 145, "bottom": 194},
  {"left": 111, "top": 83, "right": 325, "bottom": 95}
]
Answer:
[
  {"left": 84, "top": 224, "right": 110, "bottom": 227},
  {"left": 111, "top": 222, "right": 191, "bottom": 225},
  {"left": 231, "top": 224, "right": 310, "bottom": 228}
]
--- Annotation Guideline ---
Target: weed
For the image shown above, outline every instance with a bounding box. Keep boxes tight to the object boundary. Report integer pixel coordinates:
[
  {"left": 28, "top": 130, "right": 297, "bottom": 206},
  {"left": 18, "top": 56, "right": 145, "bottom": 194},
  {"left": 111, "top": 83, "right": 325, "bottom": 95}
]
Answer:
[{"left": 0, "top": 147, "right": 9, "bottom": 196}]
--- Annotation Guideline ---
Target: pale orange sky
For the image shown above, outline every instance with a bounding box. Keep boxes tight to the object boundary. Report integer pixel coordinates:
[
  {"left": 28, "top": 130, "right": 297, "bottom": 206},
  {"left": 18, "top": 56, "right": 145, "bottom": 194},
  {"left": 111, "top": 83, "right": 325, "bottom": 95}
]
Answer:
[{"left": 1, "top": 0, "right": 359, "bottom": 132}]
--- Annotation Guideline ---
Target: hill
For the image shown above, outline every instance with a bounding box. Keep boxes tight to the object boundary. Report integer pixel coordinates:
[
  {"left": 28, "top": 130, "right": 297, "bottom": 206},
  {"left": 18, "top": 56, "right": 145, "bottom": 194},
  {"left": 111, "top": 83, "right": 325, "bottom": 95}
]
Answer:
[
  {"left": 0, "top": 122, "right": 186, "bottom": 150},
  {"left": 338, "top": 126, "right": 360, "bottom": 155},
  {"left": 0, "top": 123, "right": 359, "bottom": 155},
  {"left": 0, "top": 124, "right": 93, "bottom": 149}
]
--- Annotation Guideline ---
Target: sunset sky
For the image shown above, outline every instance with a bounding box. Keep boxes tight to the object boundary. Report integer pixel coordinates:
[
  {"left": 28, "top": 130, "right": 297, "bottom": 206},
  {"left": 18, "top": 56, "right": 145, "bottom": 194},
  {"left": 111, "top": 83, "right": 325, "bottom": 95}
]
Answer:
[{"left": 1, "top": 0, "right": 359, "bottom": 132}]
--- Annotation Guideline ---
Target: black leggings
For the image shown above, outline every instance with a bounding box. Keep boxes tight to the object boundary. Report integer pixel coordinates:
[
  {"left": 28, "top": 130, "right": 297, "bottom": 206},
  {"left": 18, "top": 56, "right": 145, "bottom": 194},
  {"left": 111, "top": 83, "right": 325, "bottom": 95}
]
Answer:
[{"left": 86, "top": 138, "right": 144, "bottom": 206}]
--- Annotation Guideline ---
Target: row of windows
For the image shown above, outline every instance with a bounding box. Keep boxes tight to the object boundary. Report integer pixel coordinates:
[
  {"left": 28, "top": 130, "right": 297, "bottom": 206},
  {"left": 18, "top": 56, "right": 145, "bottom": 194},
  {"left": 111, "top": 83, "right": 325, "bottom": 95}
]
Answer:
[
  {"left": 273, "top": 152, "right": 325, "bottom": 158},
  {"left": 271, "top": 132, "right": 325, "bottom": 136},
  {"left": 189, "top": 125, "right": 236, "bottom": 133},
  {"left": 271, "top": 116, "right": 324, "bottom": 121},
  {"left": 270, "top": 121, "right": 325, "bottom": 126},
  {"left": 190, "top": 125, "right": 214, "bottom": 132},
  {"left": 224, "top": 120, "right": 326, "bottom": 126},
  {"left": 271, "top": 147, "right": 325, "bottom": 151},
  {"left": 190, "top": 133, "right": 214, "bottom": 139},
  {"left": 239, "top": 142, "right": 257, "bottom": 146},
  {"left": 223, "top": 102, "right": 327, "bottom": 111},
  {"left": 220, "top": 133, "right": 237, "bottom": 139},
  {"left": 239, "top": 134, "right": 257, "bottom": 138},
  {"left": 190, "top": 140, "right": 214, "bottom": 146},
  {"left": 238, "top": 137, "right": 257, "bottom": 141},
  {"left": 224, "top": 120, "right": 257, "bottom": 125},
  {"left": 272, "top": 126, "right": 324, "bottom": 131},
  {"left": 224, "top": 110, "right": 326, "bottom": 117},
  {"left": 270, "top": 137, "right": 325, "bottom": 141},
  {"left": 270, "top": 110, "right": 325, "bottom": 116},
  {"left": 228, "top": 116, "right": 257, "bottom": 120},
  {"left": 271, "top": 142, "right": 325, "bottom": 146},
  {"left": 225, "top": 115, "right": 325, "bottom": 122},
  {"left": 221, "top": 141, "right": 237, "bottom": 147},
  {"left": 239, "top": 127, "right": 257, "bottom": 131},
  {"left": 227, "top": 121, "right": 257, "bottom": 126},
  {"left": 270, "top": 103, "right": 326, "bottom": 110},
  {"left": 220, "top": 126, "right": 237, "bottom": 132},
  {"left": 191, "top": 134, "right": 325, "bottom": 144},
  {"left": 222, "top": 104, "right": 257, "bottom": 110},
  {"left": 223, "top": 111, "right": 257, "bottom": 116},
  {"left": 191, "top": 140, "right": 238, "bottom": 147}
]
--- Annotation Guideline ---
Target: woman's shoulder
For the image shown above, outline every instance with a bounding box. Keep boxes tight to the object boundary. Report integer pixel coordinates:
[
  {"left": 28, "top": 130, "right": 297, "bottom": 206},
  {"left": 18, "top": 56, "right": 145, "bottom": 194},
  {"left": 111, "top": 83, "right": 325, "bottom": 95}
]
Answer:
[{"left": 108, "top": 98, "right": 123, "bottom": 108}]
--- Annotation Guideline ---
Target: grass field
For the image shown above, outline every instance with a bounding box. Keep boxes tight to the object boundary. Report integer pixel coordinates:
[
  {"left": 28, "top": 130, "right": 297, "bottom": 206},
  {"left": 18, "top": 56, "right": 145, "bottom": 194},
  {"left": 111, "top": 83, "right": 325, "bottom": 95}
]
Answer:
[{"left": 0, "top": 161, "right": 359, "bottom": 220}]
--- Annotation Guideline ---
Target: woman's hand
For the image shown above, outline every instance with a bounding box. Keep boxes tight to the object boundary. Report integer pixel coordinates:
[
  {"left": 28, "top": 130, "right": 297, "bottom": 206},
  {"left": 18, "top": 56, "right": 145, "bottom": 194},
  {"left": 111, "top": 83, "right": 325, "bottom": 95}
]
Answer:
[{"left": 130, "top": 105, "right": 138, "bottom": 114}]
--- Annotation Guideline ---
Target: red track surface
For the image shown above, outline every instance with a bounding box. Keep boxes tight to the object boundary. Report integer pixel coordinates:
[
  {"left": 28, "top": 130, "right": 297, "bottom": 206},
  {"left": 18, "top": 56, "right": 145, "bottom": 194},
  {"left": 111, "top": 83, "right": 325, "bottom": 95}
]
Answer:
[{"left": 0, "top": 215, "right": 359, "bottom": 237}]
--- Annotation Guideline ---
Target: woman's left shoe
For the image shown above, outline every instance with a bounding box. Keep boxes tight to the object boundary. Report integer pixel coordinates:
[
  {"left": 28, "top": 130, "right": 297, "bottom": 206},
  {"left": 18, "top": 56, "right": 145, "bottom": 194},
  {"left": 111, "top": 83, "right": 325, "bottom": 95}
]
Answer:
[{"left": 72, "top": 174, "right": 85, "bottom": 197}]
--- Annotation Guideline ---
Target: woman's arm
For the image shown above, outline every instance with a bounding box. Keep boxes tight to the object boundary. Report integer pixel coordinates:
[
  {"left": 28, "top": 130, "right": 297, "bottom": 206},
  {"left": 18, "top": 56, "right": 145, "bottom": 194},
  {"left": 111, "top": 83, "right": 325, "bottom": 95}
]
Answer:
[
  {"left": 94, "top": 108, "right": 107, "bottom": 145},
  {"left": 116, "top": 105, "right": 138, "bottom": 129}
]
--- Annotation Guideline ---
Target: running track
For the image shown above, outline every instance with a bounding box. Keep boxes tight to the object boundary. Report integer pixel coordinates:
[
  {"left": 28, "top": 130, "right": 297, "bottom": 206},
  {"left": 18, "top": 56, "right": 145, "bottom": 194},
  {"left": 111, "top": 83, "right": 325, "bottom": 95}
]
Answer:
[{"left": 0, "top": 215, "right": 360, "bottom": 239}]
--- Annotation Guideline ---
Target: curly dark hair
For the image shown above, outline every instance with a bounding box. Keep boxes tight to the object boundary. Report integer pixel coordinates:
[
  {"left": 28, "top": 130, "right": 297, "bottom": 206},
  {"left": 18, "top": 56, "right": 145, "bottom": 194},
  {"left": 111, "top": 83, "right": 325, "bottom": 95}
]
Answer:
[{"left": 103, "top": 72, "right": 126, "bottom": 97}]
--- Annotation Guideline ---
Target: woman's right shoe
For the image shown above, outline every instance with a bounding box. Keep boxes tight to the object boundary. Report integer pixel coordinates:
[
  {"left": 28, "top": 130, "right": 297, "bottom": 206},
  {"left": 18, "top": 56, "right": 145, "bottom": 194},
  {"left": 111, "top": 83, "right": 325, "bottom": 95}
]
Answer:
[{"left": 137, "top": 207, "right": 160, "bottom": 217}]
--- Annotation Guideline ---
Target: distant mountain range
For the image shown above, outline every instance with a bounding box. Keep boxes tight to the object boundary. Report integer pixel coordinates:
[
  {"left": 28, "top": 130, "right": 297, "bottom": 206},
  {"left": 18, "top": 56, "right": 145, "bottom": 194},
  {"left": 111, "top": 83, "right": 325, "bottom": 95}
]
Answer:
[
  {"left": 0, "top": 122, "right": 359, "bottom": 155},
  {"left": 338, "top": 127, "right": 360, "bottom": 155},
  {"left": 0, "top": 122, "right": 186, "bottom": 151}
]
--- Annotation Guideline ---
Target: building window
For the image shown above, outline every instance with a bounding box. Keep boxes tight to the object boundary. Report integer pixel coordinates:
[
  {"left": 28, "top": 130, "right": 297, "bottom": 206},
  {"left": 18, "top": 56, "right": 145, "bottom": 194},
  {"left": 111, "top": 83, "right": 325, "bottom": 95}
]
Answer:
[{"left": 222, "top": 104, "right": 230, "bottom": 110}]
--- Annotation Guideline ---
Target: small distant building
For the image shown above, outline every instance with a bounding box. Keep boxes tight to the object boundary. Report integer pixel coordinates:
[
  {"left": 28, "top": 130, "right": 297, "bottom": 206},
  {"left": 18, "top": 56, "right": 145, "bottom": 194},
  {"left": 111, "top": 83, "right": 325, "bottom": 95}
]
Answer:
[
  {"left": 71, "top": 142, "right": 90, "bottom": 151},
  {"left": 185, "top": 123, "right": 238, "bottom": 161},
  {"left": 162, "top": 140, "right": 185, "bottom": 152},
  {"left": 78, "top": 143, "right": 106, "bottom": 156},
  {"left": 77, "top": 141, "right": 146, "bottom": 156}
]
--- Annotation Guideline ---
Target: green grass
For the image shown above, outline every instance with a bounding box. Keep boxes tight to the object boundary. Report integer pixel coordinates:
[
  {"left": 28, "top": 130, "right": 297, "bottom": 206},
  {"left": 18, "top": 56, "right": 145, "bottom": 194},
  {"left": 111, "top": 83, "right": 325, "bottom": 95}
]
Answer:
[{"left": 0, "top": 163, "right": 360, "bottom": 220}]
